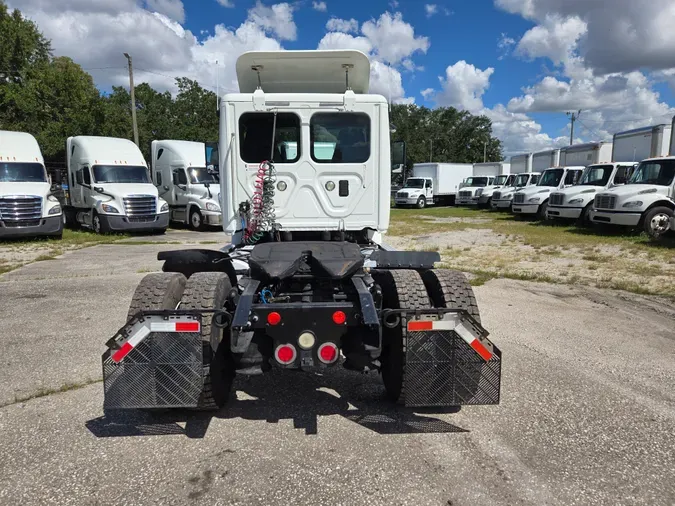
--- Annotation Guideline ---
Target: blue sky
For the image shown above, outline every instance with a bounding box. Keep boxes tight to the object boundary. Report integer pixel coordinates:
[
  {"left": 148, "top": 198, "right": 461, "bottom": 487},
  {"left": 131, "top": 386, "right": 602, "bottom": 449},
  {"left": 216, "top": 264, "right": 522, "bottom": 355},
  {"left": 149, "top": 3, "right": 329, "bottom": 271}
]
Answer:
[{"left": 9, "top": 0, "right": 675, "bottom": 156}]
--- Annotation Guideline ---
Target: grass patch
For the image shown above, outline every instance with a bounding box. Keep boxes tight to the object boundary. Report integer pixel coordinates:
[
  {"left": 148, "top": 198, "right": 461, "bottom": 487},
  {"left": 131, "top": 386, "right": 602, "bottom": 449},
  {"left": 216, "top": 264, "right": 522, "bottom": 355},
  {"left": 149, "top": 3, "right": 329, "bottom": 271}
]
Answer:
[
  {"left": 34, "top": 254, "right": 58, "bottom": 262},
  {"left": 4, "top": 378, "right": 102, "bottom": 408}
]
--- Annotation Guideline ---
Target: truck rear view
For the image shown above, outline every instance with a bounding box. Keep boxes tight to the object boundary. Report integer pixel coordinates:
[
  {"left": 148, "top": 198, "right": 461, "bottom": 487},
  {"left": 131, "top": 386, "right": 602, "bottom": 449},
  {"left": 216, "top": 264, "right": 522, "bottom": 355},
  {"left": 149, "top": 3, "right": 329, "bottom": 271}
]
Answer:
[{"left": 101, "top": 50, "right": 502, "bottom": 413}]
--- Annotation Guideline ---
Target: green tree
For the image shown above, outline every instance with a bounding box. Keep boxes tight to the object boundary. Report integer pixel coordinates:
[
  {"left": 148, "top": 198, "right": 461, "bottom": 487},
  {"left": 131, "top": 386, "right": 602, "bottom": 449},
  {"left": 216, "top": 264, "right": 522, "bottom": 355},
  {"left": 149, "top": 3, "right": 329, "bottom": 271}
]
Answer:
[
  {"left": 172, "top": 77, "right": 219, "bottom": 143},
  {"left": 0, "top": 2, "right": 51, "bottom": 84}
]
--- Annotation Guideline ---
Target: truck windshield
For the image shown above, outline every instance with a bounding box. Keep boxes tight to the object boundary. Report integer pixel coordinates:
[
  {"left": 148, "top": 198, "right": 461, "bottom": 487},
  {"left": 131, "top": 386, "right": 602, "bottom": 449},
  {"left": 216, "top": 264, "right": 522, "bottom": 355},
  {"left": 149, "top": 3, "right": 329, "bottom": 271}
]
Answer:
[
  {"left": 187, "top": 167, "right": 217, "bottom": 184},
  {"left": 93, "top": 165, "right": 150, "bottom": 184},
  {"left": 514, "top": 174, "right": 529, "bottom": 187},
  {"left": 0, "top": 162, "right": 47, "bottom": 183},
  {"left": 494, "top": 175, "right": 509, "bottom": 186},
  {"left": 465, "top": 177, "right": 489, "bottom": 187},
  {"left": 578, "top": 165, "right": 613, "bottom": 186},
  {"left": 404, "top": 179, "right": 424, "bottom": 189},
  {"left": 538, "top": 169, "right": 564, "bottom": 187},
  {"left": 628, "top": 160, "right": 675, "bottom": 186}
]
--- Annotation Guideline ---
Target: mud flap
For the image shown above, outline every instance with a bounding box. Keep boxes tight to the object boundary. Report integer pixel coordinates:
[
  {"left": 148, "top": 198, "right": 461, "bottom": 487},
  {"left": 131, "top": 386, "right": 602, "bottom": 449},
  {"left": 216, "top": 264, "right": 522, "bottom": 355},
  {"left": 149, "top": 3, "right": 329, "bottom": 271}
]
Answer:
[
  {"left": 102, "top": 313, "right": 204, "bottom": 409},
  {"left": 401, "top": 311, "right": 501, "bottom": 407}
]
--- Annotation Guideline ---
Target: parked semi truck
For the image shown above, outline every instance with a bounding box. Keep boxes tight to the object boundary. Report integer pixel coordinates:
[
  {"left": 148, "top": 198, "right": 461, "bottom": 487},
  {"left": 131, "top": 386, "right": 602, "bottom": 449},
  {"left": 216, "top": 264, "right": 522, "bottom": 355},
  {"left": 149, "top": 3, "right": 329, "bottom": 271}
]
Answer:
[
  {"left": 394, "top": 162, "right": 473, "bottom": 208},
  {"left": 547, "top": 162, "right": 637, "bottom": 224},
  {"left": 491, "top": 172, "right": 541, "bottom": 210},
  {"left": 0, "top": 130, "right": 63, "bottom": 239},
  {"left": 456, "top": 162, "right": 510, "bottom": 206},
  {"left": 101, "top": 50, "right": 502, "bottom": 413},
  {"left": 612, "top": 124, "right": 672, "bottom": 162},
  {"left": 65, "top": 136, "right": 169, "bottom": 234},
  {"left": 591, "top": 156, "right": 675, "bottom": 239},
  {"left": 512, "top": 166, "right": 585, "bottom": 219},
  {"left": 561, "top": 141, "right": 613, "bottom": 167},
  {"left": 152, "top": 140, "right": 222, "bottom": 230}
]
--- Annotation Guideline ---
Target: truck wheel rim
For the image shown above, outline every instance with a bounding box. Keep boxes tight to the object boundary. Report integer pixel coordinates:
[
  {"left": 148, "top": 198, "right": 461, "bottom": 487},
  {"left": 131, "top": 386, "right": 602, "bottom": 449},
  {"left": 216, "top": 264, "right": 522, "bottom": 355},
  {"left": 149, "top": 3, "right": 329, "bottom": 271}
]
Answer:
[
  {"left": 93, "top": 216, "right": 100, "bottom": 233},
  {"left": 192, "top": 213, "right": 201, "bottom": 228},
  {"left": 651, "top": 213, "right": 670, "bottom": 233}
]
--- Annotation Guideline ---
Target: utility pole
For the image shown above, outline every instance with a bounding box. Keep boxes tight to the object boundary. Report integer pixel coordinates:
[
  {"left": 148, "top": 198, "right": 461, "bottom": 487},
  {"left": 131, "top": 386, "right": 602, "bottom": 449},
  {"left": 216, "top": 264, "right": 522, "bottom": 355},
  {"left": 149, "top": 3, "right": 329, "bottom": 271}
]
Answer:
[
  {"left": 123, "top": 52, "right": 139, "bottom": 147},
  {"left": 215, "top": 59, "right": 220, "bottom": 111},
  {"left": 566, "top": 110, "right": 581, "bottom": 146}
]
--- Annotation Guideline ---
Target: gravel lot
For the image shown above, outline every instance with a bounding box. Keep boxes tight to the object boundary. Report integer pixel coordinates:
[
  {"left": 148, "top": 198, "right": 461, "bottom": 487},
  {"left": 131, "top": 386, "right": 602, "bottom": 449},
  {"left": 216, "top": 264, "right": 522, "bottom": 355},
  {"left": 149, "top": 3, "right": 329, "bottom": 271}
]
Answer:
[{"left": 0, "top": 231, "right": 674, "bottom": 505}]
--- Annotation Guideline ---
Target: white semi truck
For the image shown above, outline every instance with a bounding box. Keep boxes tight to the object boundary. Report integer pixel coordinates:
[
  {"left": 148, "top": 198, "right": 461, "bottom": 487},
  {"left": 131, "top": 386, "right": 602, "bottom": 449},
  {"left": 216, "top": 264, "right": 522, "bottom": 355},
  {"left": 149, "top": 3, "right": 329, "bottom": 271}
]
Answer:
[
  {"left": 100, "top": 49, "right": 502, "bottom": 413},
  {"left": 456, "top": 162, "right": 511, "bottom": 206},
  {"left": 512, "top": 166, "right": 585, "bottom": 219},
  {"left": 612, "top": 124, "right": 672, "bottom": 162},
  {"left": 394, "top": 162, "right": 473, "bottom": 208},
  {"left": 65, "top": 136, "right": 169, "bottom": 234},
  {"left": 0, "top": 130, "right": 63, "bottom": 239},
  {"left": 561, "top": 141, "right": 613, "bottom": 167},
  {"left": 491, "top": 172, "right": 541, "bottom": 210},
  {"left": 591, "top": 156, "right": 675, "bottom": 239},
  {"left": 151, "top": 140, "right": 222, "bottom": 230},
  {"left": 547, "top": 162, "right": 637, "bottom": 224}
]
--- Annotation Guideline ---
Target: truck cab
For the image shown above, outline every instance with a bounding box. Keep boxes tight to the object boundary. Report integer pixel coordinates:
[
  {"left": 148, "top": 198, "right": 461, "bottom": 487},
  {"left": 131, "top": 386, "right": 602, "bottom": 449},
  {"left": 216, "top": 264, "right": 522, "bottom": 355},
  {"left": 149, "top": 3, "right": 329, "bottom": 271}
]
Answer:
[
  {"left": 547, "top": 162, "right": 637, "bottom": 224},
  {"left": 456, "top": 176, "right": 495, "bottom": 206},
  {"left": 395, "top": 177, "right": 433, "bottom": 208},
  {"left": 0, "top": 130, "right": 63, "bottom": 239},
  {"left": 65, "top": 136, "right": 169, "bottom": 234},
  {"left": 491, "top": 172, "right": 540, "bottom": 210},
  {"left": 591, "top": 156, "right": 675, "bottom": 239},
  {"left": 477, "top": 174, "right": 517, "bottom": 208},
  {"left": 152, "top": 140, "right": 222, "bottom": 230},
  {"left": 512, "top": 166, "right": 584, "bottom": 219}
]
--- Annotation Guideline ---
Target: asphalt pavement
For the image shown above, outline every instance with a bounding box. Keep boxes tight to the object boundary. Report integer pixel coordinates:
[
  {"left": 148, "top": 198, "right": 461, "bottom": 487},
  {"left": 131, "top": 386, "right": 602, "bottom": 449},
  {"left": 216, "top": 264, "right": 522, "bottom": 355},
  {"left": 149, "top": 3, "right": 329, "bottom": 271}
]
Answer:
[{"left": 0, "top": 235, "right": 673, "bottom": 506}]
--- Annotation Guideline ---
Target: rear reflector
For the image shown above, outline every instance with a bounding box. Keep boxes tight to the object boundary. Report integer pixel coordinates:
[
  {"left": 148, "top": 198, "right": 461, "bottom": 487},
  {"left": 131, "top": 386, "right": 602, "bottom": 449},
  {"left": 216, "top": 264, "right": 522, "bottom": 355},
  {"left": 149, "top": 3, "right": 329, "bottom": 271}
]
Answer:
[
  {"left": 267, "top": 312, "right": 282, "bottom": 326},
  {"left": 408, "top": 319, "right": 493, "bottom": 362},
  {"left": 318, "top": 343, "right": 338, "bottom": 364},
  {"left": 332, "top": 311, "right": 347, "bottom": 325},
  {"left": 111, "top": 319, "right": 200, "bottom": 364},
  {"left": 275, "top": 344, "right": 297, "bottom": 365}
]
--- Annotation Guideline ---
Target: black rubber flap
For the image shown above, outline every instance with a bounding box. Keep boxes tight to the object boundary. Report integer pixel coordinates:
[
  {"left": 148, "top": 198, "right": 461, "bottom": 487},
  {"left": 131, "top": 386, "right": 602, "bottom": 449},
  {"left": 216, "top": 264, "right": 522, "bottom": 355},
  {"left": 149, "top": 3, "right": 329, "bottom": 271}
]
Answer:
[{"left": 249, "top": 242, "right": 364, "bottom": 280}]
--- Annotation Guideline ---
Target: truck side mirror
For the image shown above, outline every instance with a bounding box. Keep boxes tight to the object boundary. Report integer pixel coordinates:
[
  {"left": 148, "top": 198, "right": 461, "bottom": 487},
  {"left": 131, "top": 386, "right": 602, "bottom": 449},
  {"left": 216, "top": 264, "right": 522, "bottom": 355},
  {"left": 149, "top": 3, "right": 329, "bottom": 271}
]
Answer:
[{"left": 392, "top": 140, "right": 407, "bottom": 170}]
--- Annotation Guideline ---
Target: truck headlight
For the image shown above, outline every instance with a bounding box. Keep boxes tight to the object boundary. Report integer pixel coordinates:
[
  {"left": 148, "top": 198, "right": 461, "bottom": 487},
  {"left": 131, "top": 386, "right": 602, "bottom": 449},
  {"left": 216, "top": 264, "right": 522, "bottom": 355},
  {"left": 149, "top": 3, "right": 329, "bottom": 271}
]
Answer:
[
  {"left": 528, "top": 197, "right": 541, "bottom": 203},
  {"left": 506, "top": 194, "right": 513, "bottom": 200},
  {"left": 160, "top": 202, "right": 169, "bottom": 213},
  {"left": 47, "top": 194, "right": 59, "bottom": 202},
  {"left": 101, "top": 204, "right": 119, "bottom": 213},
  {"left": 568, "top": 198, "right": 584, "bottom": 205},
  {"left": 48, "top": 205, "right": 62, "bottom": 215},
  {"left": 206, "top": 202, "right": 221, "bottom": 212},
  {"left": 622, "top": 201, "right": 643, "bottom": 208},
  {"left": 476, "top": 189, "right": 483, "bottom": 197}
]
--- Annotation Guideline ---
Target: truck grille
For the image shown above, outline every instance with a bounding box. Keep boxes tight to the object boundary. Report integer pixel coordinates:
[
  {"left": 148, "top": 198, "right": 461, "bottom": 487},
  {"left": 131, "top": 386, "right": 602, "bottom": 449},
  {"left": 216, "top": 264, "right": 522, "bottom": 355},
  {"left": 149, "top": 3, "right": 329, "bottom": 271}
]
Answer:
[
  {"left": 513, "top": 194, "right": 525, "bottom": 204},
  {"left": 549, "top": 193, "right": 564, "bottom": 206},
  {"left": 459, "top": 190, "right": 473, "bottom": 198},
  {"left": 398, "top": 192, "right": 408, "bottom": 198},
  {"left": 594, "top": 195, "right": 616, "bottom": 210},
  {"left": 0, "top": 196, "right": 42, "bottom": 223},
  {"left": 493, "top": 191, "right": 502, "bottom": 200},
  {"left": 123, "top": 196, "right": 156, "bottom": 216}
]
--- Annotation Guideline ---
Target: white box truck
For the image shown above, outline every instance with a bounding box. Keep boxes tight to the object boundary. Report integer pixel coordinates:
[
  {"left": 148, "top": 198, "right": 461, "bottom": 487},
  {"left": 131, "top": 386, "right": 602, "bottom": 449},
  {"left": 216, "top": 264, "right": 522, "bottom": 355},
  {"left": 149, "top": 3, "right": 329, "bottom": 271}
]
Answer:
[
  {"left": 65, "top": 136, "right": 169, "bottom": 234},
  {"left": 491, "top": 172, "right": 541, "bottom": 210},
  {"left": 611, "top": 124, "right": 672, "bottom": 162},
  {"left": 547, "top": 162, "right": 638, "bottom": 224},
  {"left": 0, "top": 130, "right": 63, "bottom": 239},
  {"left": 456, "top": 162, "right": 510, "bottom": 206},
  {"left": 533, "top": 149, "right": 561, "bottom": 172},
  {"left": 591, "top": 156, "right": 675, "bottom": 240},
  {"left": 394, "top": 162, "right": 473, "bottom": 208},
  {"left": 512, "top": 166, "right": 585, "bottom": 219},
  {"left": 152, "top": 140, "right": 222, "bottom": 230},
  {"left": 561, "top": 141, "right": 613, "bottom": 167},
  {"left": 510, "top": 153, "right": 533, "bottom": 174}
]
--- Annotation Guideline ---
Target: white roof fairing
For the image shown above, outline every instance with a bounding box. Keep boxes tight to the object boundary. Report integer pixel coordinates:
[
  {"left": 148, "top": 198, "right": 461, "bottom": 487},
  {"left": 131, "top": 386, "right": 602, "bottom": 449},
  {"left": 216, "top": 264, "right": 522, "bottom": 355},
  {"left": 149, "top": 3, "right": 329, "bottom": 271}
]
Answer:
[{"left": 236, "top": 50, "right": 371, "bottom": 94}]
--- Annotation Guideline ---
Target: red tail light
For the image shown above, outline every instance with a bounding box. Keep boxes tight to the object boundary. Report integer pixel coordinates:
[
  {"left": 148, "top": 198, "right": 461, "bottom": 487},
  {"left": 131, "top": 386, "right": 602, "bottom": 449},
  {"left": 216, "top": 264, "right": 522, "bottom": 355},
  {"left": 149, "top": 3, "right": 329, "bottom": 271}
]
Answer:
[
  {"left": 275, "top": 344, "right": 297, "bottom": 365},
  {"left": 318, "top": 343, "right": 338, "bottom": 364},
  {"left": 267, "top": 312, "right": 282, "bottom": 326},
  {"left": 332, "top": 311, "right": 347, "bottom": 325}
]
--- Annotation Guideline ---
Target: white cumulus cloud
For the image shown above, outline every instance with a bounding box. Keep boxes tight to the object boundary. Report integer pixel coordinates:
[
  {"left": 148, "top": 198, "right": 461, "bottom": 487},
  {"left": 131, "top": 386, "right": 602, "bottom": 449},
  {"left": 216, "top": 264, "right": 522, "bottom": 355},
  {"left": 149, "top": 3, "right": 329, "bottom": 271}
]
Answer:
[
  {"left": 247, "top": 1, "right": 296, "bottom": 41},
  {"left": 312, "top": 1, "right": 327, "bottom": 12},
  {"left": 216, "top": 0, "right": 234, "bottom": 7},
  {"left": 325, "top": 17, "right": 359, "bottom": 34},
  {"left": 425, "top": 4, "right": 437, "bottom": 17}
]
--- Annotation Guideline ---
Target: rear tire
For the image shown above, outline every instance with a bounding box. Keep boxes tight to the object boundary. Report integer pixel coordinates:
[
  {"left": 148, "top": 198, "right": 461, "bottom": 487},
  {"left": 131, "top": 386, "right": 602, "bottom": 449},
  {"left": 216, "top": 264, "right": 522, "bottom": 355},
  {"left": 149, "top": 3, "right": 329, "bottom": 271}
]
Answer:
[
  {"left": 180, "top": 272, "right": 234, "bottom": 410},
  {"left": 373, "top": 269, "right": 431, "bottom": 404},
  {"left": 127, "top": 272, "right": 187, "bottom": 321},
  {"left": 421, "top": 269, "right": 481, "bottom": 324}
]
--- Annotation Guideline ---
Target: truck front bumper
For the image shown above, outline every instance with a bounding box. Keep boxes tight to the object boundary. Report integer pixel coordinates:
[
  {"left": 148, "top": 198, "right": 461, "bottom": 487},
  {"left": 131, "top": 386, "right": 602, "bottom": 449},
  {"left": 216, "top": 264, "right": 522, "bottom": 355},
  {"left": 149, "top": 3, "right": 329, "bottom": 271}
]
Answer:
[
  {"left": 394, "top": 197, "right": 421, "bottom": 206},
  {"left": 494, "top": 200, "right": 512, "bottom": 209},
  {"left": 0, "top": 215, "right": 63, "bottom": 239},
  {"left": 456, "top": 197, "right": 479, "bottom": 206},
  {"left": 512, "top": 204, "right": 540, "bottom": 215},
  {"left": 100, "top": 213, "right": 170, "bottom": 232},
  {"left": 590, "top": 210, "right": 641, "bottom": 227},
  {"left": 547, "top": 206, "right": 583, "bottom": 219},
  {"left": 478, "top": 195, "right": 492, "bottom": 205},
  {"left": 202, "top": 211, "right": 222, "bottom": 226}
]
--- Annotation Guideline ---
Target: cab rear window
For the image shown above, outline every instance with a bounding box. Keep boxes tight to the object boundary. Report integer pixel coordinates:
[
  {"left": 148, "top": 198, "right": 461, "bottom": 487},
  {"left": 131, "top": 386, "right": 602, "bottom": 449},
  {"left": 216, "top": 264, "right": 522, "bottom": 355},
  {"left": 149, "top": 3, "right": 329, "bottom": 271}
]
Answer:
[
  {"left": 310, "top": 113, "right": 371, "bottom": 163},
  {"left": 239, "top": 113, "right": 301, "bottom": 164}
]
